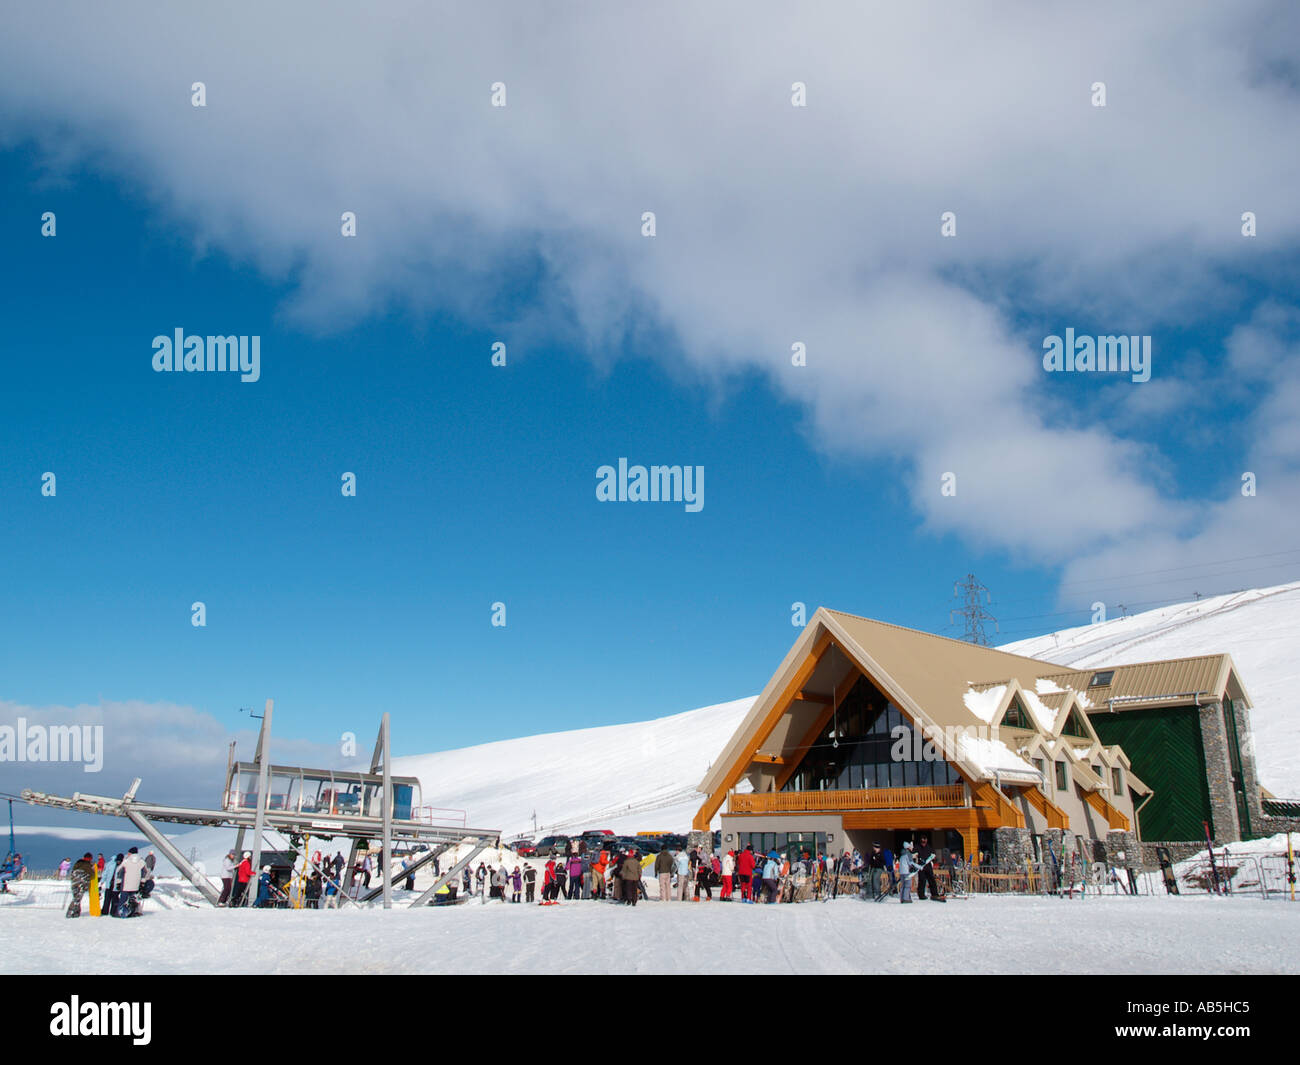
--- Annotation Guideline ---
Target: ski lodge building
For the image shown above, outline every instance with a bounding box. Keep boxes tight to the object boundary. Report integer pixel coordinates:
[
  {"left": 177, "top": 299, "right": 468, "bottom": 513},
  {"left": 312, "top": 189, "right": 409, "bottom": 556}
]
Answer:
[{"left": 693, "top": 609, "right": 1267, "bottom": 867}]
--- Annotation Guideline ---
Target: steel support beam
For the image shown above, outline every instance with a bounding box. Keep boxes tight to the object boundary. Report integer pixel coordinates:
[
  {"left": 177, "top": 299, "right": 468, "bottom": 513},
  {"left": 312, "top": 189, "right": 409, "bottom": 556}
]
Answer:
[
  {"left": 408, "top": 839, "right": 492, "bottom": 908},
  {"left": 246, "top": 699, "right": 274, "bottom": 906},
  {"left": 359, "top": 842, "right": 449, "bottom": 904},
  {"left": 124, "top": 809, "right": 222, "bottom": 907}
]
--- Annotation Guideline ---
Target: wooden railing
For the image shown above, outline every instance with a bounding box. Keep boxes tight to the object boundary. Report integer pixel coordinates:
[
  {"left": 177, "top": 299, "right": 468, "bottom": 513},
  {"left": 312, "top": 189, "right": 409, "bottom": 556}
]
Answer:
[
  {"left": 728, "top": 784, "right": 966, "bottom": 814},
  {"left": 1083, "top": 789, "right": 1131, "bottom": 831},
  {"left": 973, "top": 783, "right": 1026, "bottom": 828},
  {"left": 1022, "top": 786, "right": 1070, "bottom": 831}
]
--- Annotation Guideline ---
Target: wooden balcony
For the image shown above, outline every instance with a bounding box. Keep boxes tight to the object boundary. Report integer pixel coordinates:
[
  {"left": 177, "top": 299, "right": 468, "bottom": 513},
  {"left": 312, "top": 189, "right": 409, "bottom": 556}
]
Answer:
[{"left": 728, "top": 784, "right": 967, "bottom": 814}]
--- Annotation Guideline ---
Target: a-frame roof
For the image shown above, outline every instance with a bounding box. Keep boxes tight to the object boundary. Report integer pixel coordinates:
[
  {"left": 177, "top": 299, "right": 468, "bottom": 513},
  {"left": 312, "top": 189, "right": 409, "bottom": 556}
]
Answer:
[{"left": 697, "top": 609, "right": 1061, "bottom": 797}]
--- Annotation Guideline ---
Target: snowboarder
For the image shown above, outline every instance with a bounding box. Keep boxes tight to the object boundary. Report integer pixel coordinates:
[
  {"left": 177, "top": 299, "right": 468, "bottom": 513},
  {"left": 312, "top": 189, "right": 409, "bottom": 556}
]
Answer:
[{"left": 66, "top": 853, "right": 94, "bottom": 918}]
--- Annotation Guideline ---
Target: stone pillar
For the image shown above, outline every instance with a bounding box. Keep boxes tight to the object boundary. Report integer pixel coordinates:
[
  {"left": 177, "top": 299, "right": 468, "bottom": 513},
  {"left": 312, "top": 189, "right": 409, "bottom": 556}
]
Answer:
[
  {"left": 994, "top": 826, "right": 1032, "bottom": 871},
  {"left": 687, "top": 829, "right": 713, "bottom": 856},
  {"left": 1228, "top": 699, "right": 1266, "bottom": 839},
  {"left": 1198, "top": 701, "right": 1241, "bottom": 842}
]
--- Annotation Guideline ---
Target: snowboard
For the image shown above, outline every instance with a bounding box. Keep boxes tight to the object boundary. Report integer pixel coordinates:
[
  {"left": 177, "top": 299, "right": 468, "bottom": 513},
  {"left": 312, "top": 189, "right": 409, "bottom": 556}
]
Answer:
[
  {"left": 1155, "top": 846, "right": 1179, "bottom": 895},
  {"left": 88, "top": 870, "right": 100, "bottom": 917}
]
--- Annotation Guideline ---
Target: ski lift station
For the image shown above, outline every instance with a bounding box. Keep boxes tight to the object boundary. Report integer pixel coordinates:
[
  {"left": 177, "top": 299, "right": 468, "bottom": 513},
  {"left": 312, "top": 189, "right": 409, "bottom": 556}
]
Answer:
[{"left": 21, "top": 702, "right": 500, "bottom": 909}]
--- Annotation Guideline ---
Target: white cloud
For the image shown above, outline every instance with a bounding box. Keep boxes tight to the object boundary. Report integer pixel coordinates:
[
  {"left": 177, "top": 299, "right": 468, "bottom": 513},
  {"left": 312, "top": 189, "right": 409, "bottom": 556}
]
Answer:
[{"left": 2, "top": 1, "right": 1298, "bottom": 576}]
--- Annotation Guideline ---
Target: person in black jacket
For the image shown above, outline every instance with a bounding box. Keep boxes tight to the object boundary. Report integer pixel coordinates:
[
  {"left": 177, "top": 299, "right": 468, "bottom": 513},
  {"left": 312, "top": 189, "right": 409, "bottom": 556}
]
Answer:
[{"left": 915, "top": 835, "right": 942, "bottom": 900}]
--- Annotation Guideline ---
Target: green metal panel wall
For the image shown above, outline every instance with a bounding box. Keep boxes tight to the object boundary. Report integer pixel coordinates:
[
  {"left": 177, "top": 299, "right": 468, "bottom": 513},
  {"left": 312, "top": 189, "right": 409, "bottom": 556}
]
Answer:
[{"left": 1089, "top": 706, "right": 1213, "bottom": 840}]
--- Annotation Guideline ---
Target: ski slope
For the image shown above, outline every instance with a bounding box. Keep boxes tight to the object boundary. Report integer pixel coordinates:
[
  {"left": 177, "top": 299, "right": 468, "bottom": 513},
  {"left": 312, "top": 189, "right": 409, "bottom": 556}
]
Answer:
[{"left": 1001, "top": 581, "right": 1300, "bottom": 797}]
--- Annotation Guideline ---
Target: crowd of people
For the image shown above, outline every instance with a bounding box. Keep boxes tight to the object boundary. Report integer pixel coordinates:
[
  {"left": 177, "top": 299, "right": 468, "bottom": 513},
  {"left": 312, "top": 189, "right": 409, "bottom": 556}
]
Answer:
[
  {"left": 439, "top": 835, "right": 955, "bottom": 907},
  {"left": 44, "top": 834, "right": 959, "bottom": 915},
  {"left": 62, "top": 847, "right": 157, "bottom": 918}
]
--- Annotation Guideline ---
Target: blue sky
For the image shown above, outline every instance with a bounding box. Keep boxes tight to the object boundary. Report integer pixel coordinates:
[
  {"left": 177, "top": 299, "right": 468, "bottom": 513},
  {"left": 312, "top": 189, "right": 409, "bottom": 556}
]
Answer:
[{"left": 2, "top": 4, "right": 1299, "bottom": 810}]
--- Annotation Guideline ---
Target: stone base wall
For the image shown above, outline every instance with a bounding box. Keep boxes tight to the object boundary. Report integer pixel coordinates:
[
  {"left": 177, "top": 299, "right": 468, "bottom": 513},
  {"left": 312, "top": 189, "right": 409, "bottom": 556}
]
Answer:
[
  {"left": 1105, "top": 829, "right": 1141, "bottom": 869},
  {"left": 994, "top": 826, "right": 1032, "bottom": 868},
  {"left": 1260, "top": 815, "right": 1300, "bottom": 836}
]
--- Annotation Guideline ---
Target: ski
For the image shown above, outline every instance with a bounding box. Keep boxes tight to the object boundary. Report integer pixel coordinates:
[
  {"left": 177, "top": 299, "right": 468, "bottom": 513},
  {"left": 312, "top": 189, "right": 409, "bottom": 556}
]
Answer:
[{"left": 1203, "top": 820, "right": 1223, "bottom": 895}]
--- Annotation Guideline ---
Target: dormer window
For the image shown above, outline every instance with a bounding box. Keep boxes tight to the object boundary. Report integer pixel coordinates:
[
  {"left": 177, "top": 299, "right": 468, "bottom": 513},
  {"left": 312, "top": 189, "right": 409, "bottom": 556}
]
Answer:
[
  {"left": 1062, "top": 709, "right": 1090, "bottom": 738},
  {"left": 1003, "top": 700, "right": 1032, "bottom": 729}
]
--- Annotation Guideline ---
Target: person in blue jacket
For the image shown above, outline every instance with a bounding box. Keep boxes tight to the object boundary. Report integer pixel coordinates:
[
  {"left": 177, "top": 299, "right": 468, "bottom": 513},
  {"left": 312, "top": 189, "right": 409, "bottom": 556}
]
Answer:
[
  {"left": 881, "top": 844, "right": 897, "bottom": 896},
  {"left": 254, "top": 865, "right": 273, "bottom": 907}
]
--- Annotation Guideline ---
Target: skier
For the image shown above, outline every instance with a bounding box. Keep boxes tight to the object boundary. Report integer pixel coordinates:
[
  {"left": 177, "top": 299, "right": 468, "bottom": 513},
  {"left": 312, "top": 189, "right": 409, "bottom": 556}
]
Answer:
[
  {"left": 674, "top": 848, "right": 691, "bottom": 901},
  {"left": 475, "top": 861, "right": 488, "bottom": 899},
  {"left": 219, "top": 850, "right": 236, "bottom": 905},
  {"left": 721, "top": 850, "right": 735, "bottom": 900},
  {"left": 117, "top": 847, "right": 146, "bottom": 917},
  {"left": 511, "top": 866, "right": 522, "bottom": 903},
  {"left": 524, "top": 864, "right": 537, "bottom": 903},
  {"left": 898, "top": 841, "right": 917, "bottom": 903},
  {"left": 566, "top": 852, "right": 583, "bottom": 900},
  {"left": 737, "top": 845, "right": 755, "bottom": 901},
  {"left": 492, "top": 865, "right": 506, "bottom": 900},
  {"left": 867, "top": 842, "right": 888, "bottom": 900},
  {"left": 760, "top": 853, "right": 780, "bottom": 903},
  {"left": 254, "top": 865, "right": 273, "bottom": 907},
  {"left": 66, "top": 853, "right": 94, "bottom": 918},
  {"left": 915, "top": 835, "right": 943, "bottom": 901},
  {"left": 103, "top": 853, "right": 124, "bottom": 917},
  {"left": 619, "top": 849, "right": 642, "bottom": 906},
  {"left": 232, "top": 851, "right": 253, "bottom": 907},
  {"left": 654, "top": 846, "right": 675, "bottom": 901}
]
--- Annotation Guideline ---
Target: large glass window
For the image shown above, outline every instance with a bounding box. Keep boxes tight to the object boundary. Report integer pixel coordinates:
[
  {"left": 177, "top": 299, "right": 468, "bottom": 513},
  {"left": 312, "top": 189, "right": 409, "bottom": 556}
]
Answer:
[{"left": 781, "top": 675, "right": 959, "bottom": 792}]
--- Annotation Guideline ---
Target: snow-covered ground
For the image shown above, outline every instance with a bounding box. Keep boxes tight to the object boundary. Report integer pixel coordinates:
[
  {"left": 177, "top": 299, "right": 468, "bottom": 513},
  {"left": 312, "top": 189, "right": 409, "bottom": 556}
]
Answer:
[{"left": 5, "top": 892, "right": 1297, "bottom": 975}]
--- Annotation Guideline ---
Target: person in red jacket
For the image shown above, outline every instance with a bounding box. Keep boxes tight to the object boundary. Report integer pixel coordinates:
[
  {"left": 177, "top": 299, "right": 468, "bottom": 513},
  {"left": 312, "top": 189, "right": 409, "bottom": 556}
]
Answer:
[
  {"left": 737, "top": 845, "right": 756, "bottom": 902},
  {"left": 541, "top": 858, "right": 556, "bottom": 903},
  {"left": 231, "top": 851, "right": 253, "bottom": 907}
]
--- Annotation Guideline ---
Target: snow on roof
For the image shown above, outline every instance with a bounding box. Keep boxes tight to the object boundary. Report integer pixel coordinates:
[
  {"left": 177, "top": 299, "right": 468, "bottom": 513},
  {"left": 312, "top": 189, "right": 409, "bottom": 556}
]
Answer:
[
  {"left": 962, "top": 684, "right": 1006, "bottom": 724},
  {"left": 1035, "top": 678, "right": 1065, "bottom": 694},
  {"left": 958, "top": 732, "right": 1039, "bottom": 779},
  {"left": 1020, "top": 689, "right": 1058, "bottom": 733}
]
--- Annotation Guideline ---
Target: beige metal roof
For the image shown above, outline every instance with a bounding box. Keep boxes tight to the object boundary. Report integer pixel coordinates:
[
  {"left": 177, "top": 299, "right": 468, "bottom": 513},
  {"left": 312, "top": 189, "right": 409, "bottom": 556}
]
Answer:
[{"left": 1038, "top": 655, "right": 1236, "bottom": 710}]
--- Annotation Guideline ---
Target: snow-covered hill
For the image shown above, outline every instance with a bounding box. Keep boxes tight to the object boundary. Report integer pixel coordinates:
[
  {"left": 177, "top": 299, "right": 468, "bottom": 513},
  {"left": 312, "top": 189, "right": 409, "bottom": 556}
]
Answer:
[
  {"left": 1000, "top": 581, "right": 1300, "bottom": 797},
  {"left": 163, "top": 582, "right": 1300, "bottom": 867}
]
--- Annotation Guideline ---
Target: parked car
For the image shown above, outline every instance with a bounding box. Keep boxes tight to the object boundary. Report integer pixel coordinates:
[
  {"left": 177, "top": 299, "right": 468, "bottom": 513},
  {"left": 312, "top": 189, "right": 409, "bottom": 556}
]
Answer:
[
  {"left": 533, "top": 835, "right": 577, "bottom": 857},
  {"left": 508, "top": 838, "right": 536, "bottom": 855}
]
